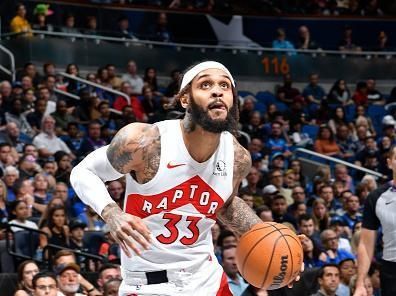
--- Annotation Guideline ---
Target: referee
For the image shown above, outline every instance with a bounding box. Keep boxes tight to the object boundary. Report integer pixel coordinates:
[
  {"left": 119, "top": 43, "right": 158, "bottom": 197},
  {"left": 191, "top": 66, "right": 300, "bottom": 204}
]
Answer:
[{"left": 354, "top": 145, "right": 396, "bottom": 296}]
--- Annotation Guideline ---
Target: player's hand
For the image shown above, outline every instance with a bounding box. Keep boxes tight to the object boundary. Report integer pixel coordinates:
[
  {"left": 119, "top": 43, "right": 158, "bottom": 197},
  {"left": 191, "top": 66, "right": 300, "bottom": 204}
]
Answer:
[
  {"left": 288, "top": 234, "right": 306, "bottom": 288},
  {"left": 102, "top": 203, "right": 152, "bottom": 257},
  {"left": 353, "top": 285, "right": 368, "bottom": 296}
]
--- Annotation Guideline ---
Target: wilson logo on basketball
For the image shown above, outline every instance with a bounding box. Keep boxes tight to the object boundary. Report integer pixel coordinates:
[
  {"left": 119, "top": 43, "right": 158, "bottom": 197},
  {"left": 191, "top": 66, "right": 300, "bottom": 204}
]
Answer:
[{"left": 271, "top": 255, "right": 288, "bottom": 288}]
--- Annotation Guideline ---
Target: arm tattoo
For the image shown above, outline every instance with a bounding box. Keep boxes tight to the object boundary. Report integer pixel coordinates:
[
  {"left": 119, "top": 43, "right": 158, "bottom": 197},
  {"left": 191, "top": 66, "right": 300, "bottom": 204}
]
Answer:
[
  {"left": 232, "top": 137, "right": 252, "bottom": 185},
  {"left": 107, "top": 128, "right": 135, "bottom": 173},
  {"left": 101, "top": 203, "right": 123, "bottom": 225},
  {"left": 217, "top": 196, "right": 261, "bottom": 236},
  {"left": 106, "top": 125, "right": 161, "bottom": 180},
  {"left": 216, "top": 137, "right": 259, "bottom": 236}
]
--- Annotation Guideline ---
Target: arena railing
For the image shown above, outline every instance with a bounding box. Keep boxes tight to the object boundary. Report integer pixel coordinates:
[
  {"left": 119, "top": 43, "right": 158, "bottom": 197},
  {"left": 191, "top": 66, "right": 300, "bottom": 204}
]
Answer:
[
  {"left": 59, "top": 71, "right": 131, "bottom": 105},
  {"left": 0, "top": 44, "right": 15, "bottom": 81},
  {"left": 2, "top": 30, "right": 396, "bottom": 58},
  {"left": 294, "top": 147, "right": 386, "bottom": 180}
]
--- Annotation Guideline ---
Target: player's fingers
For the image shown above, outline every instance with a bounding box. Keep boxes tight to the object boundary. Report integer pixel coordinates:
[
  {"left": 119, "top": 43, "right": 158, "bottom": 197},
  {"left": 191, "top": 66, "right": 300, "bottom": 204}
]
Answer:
[
  {"left": 131, "top": 220, "right": 152, "bottom": 243},
  {"left": 115, "top": 236, "right": 131, "bottom": 257},
  {"left": 129, "top": 229, "right": 150, "bottom": 250},
  {"left": 118, "top": 231, "right": 142, "bottom": 255},
  {"left": 297, "top": 234, "right": 306, "bottom": 242}
]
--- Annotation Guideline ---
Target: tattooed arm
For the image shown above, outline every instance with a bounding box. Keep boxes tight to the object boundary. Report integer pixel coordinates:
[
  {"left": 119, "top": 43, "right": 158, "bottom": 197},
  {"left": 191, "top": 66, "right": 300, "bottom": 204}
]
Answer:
[
  {"left": 70, "top": 122, "right": 158, "bottom": 256},
  {"left": 217, "top": 138, "right": 261, "bottom": 236}
]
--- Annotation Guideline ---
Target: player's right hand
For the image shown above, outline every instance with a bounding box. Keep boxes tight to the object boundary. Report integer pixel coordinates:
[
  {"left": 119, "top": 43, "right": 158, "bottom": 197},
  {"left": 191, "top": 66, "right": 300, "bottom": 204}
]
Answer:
[
  {"left": 353, "top": 285, "right": 368, "bottom": 296},
  {"left": 102, "top": 204, "right": 152, "bottom": 257}
]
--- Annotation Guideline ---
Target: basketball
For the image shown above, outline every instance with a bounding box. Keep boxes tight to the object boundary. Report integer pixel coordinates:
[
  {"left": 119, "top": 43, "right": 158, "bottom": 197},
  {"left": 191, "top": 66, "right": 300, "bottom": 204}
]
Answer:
[{"left": 235, "top": 222, "right": 303, "bottom": 290}]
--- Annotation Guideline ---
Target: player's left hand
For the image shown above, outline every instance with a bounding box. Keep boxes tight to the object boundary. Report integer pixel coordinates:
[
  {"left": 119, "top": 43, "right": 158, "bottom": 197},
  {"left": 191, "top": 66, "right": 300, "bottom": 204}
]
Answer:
[{"left": 287, "top": 234, "right": 306, "bottom": 288}]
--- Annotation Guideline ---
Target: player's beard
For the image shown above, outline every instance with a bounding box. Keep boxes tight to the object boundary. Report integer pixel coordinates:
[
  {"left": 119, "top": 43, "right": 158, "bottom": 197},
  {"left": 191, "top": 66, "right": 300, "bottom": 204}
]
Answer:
[{"left": 187, "top": 96, "right": 238, "bottom": 134}]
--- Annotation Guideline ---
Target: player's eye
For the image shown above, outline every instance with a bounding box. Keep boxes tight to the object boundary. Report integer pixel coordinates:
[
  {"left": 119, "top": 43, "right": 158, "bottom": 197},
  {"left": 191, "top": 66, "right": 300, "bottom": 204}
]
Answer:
[
  {"left": 220, "top": 82, "right": 230, "bottom": 89},
  {"left": 200, "top": 81, "right": 212, "bottom": 89}
]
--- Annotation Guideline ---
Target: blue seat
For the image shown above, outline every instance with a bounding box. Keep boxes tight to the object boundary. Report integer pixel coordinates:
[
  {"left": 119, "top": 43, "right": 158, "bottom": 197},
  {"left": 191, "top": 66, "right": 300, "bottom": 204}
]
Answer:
[
  {"left": 367, "top": 105, "right": 386, "bottom": 134},
  {"left": 302, "top": 125, "right": 319, "bottom": 140},
  {"left": 238, "top": 90, "right": 254, "bottom": 98},
  {"left": 14, "top": 231, "right": 40, "bottom": 258},
  {"left": 274, "top": 101, "right": 289, "bottom": 113},
  {"left": 256, "top": 91, "right": 276, "bottom": 106},
  {"left": 254, "top": 102, "right": 267, "bottom": 114},
  {"left": 345, "top": 104, "right": 356, "bottom": 123}
]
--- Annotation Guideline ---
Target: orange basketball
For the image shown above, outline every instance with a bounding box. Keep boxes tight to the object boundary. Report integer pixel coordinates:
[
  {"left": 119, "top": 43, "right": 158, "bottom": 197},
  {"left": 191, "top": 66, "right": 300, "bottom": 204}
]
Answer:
[{"left": 235, "top": 222, "right": 303, "bottom": 290}]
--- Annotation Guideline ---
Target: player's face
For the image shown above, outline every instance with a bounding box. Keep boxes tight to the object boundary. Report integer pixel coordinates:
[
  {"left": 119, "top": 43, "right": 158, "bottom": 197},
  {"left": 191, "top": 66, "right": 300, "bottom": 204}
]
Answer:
[{"left": 188, "top": 68, "right": 236, "bottom": 133}]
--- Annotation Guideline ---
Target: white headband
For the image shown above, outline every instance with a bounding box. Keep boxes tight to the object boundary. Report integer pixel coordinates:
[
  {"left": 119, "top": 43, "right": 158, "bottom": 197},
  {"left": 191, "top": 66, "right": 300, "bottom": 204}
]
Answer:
[{"left": 179, "top": 61, "right": 235, "bottom": 91}]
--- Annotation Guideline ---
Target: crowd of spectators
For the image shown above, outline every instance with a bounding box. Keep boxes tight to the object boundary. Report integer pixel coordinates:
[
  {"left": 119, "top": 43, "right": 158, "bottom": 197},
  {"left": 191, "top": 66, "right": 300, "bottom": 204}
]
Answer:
[
  {"left": 5, "top": 2, "right": 394, "bottom": 51},
  {"left": 0, "top": 56, "right": 394, "bottom": 295}
]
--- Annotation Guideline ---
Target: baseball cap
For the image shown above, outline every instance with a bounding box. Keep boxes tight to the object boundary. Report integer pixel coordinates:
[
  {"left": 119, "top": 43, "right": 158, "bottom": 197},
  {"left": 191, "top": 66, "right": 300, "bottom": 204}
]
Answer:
[
  {"left": 330, "top": 216, "right": 346, "bottom": 226},
  {"left": 263, "top": 185, "right": 279, "bottom": 195},
  {"left": 54, "top": 263, "right": 80, "bottom": 275},
  {"left": 69, "top": 219, "right": 87, "bottom": 231},
  {"left": 382, "top": 115, "right": 396, "bottom": 126},
  {"left": 271, "top": 152, "right": 285, "bottom": 162}
]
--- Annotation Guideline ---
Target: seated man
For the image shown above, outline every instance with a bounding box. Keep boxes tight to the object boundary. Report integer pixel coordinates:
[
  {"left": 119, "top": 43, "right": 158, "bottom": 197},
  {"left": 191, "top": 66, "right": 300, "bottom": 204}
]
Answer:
[{"left": 311, "top": 264, "right": 340, "bottom": 296}]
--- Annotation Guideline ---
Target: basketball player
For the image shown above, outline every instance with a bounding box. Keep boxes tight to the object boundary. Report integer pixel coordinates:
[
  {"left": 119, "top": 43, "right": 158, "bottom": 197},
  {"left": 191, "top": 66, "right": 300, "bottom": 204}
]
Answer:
[{"left": 71, "top": 61, "right": 299, "bottom": 295}]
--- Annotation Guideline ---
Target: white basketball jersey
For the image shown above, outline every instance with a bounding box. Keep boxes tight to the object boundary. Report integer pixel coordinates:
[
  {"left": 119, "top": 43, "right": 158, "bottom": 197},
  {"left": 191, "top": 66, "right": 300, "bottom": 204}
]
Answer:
[{"left": 122, "top": 119, "right": 234, "bottom": 272}]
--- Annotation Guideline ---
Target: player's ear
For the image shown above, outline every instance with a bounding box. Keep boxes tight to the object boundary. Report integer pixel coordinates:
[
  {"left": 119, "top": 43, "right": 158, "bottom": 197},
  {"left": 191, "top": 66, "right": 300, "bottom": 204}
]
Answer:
[{"left": 179, "top": 93, "right": 189, "bottom": 109}]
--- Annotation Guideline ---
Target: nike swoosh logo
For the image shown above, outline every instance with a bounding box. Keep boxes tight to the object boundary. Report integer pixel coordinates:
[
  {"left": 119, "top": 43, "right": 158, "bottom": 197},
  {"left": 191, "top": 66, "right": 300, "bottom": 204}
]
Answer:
[
  {"left": 167, "top": 162, "right": 186, "bottom": 169},
  {"left": 385, "top": 201, "right": 394, "bottom": 205}
]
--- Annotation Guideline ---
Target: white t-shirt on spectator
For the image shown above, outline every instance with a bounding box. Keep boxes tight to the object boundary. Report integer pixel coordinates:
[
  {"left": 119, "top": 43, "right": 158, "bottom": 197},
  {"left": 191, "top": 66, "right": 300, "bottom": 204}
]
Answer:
[
  {"left": 44, "top": 101, "right": 56, "bottom": 116},
  {"left": 121, "top": 73, "right": 144, "bottom": 95},
  {"left": 9, "top": 219, "right": 38, "bottom": 232},
  {"left": 33, "top": 132, "right": 71, "bottom": 154},
  {"left": 338, "top": 237, "right": 352, "bottom": 254}
]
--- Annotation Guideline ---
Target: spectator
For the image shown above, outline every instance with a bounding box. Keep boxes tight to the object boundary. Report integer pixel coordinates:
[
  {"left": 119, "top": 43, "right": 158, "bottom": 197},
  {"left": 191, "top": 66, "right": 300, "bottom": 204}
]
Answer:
[
  {"left": 27, "top": 99, "right": 47, "bottom": 134},
  {"left": 121, "top": 60, "right": 144, "bottom": 95},
  {"left": 327, "top": 80, "right": 352, "bottom": 106},
  {"left": 267, "top": 121, "right": 291, "bottom": 158},
  {"left": 302, "top": 73, "right": 326, "bottom": 115},
  {"left": 222, "top": 246, "right": 248, "bottom": 296},
  {"left": 143, "top": 67, "right": 160, "bottom": 94},
  {"left": 302, "top": 235, "right": 326, "bottom": 268},
  {"left": 342, "top": 194, "right": 362, "bottom": 231},
  {"left": 14, "top": 260, "right": 40, "bottom": 296},
  {"left": 32, "top": 4, "right": 54, "bottom": 32},
  {"left": 39, "top": 205, "right": 70, "bottom": 250},
  {"left": 84, "top": 16, "right": 98, "bottom": 35},
  {"left": 314, "top": 125, "right": 340, "bottom": 156},
  {"left": 319, "top": 184, "right": 342, "bottom": 216},
  {"left": 329, "top": 218, "right": 353, "bottom": 253},
  {"left": 242, "top": 112, "right": 265, "bottom": 143},
  {"left": 276, "top": 73, "right": 301, "bottom": 105},
  {"left": 312, "top": 198, "right": 330, "bottom": 232},
  {"left": 336, "top": 124, "right": 357, "bottom": 161},
  {"left": 147, "top": 12, "right": 172, "bottom": 42},
  {"left": 352, "top": 82, "right": 368, "bottom": 106},
  {"left": 9, "top": 200, "right": 38, "bottom": 232},
  {"left": 320, "top": 229, "right": 355, "bottom": 264},
  {"left": 55, "top": 263, "right": 84, "bottom": 296},
  {"left": 268, "top": 169, "right": 293, "bottom": 205},
  {"left": 107, "top": 180, "right": 124, "bottom": 207},
  {"left": 272, "top": 28, "right": 296, "bottom": 54},
  {"left": 311, "top": 264, "right": 340, "bottom": 296},
  {"left": 338, "top": 26, "right": 361, "bottom": 52},
  {"left": 32, "top": 115, "right": 73, "bottom": 158},
  {"left": 97, "top": 264, "right": 122, "bottom": 293},
  {"left": 328, "top": 107, "right": 349, "bottom": 135},
  {"left": 297, "top": 25, "right": 319, "bottom": 50},
  {"left": 298, "top": 214, "right": 321, "bottom": 247},
  {"left": 164, "top": 69, "right": 181, "bottom": 98},
  {"left": 375, "top": 30, "right": 389, "bottom": 51},
  {"left": 115, "top": 105, "right": 136, "bottom": 129},
  {"left": 54, "top": 151, "right": 72, "bottom": 185},
  {"left": 290, "top": 159, "right": 307, "bottom": 187},
  {"left": 337, "top": 258, "right": 357, "bottom": 296},
  {"left": 367, "top": 262, "right": 381, "bottom": 296},
  {"left": 334, "top": 164, "right": 354, "bottom": 192},
  {"left": 366, "top": 79, "right": 385, "bottom": 105},
  {"left": 114, "top": 16, "right": 137, "bottom": 40},
  {"left": 106, "top": 64, "right": 123, "bottom": 90},
  {"left": 32, "top": 272, "right": 58, "bottom": 296},
  {"left": 256, "top": 205, "right": 273, "bottom": 222},
  {"left": 361, "top": 0, "right": 384, "bottom": 16},
  {"left": 65, "top": 64, "right": 84, "bottom": 95},
  {"left": 239, "top": 167, "right": 264, "bottom": 203},
  {"left": 270, "top": 194, "right": 297, "bottom": 227},
  {"left": 68, "top": 218, "right": 88, "bottom": 252},
  {"left": 103, "top": 278, "right": 121, "bottom": 296},
  {"left": 5, "top": 98, "right": 34, "bottom": 138},
  {"left": 77, "top": 121, "right": 107, "bottom": 158},
  {"left": 60, "top": 14, "right": 80, "bottom": 34},
  {"left": 10, "top": 3, "right": 32, "bottom": 36},
  {"left": 51, "top": 100, "right": 76, "bottom": 134},
  {"left": 3, "top": 166, "right": 19, "bottom": 201},
  {"left": 61, "top": 122, "right": 83, "bottom": 155}
]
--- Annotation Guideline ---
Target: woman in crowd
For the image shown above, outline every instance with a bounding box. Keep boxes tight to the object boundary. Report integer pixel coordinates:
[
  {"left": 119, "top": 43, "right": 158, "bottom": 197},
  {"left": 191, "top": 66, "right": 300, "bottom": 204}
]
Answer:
[
  {"left": 39, "top": 204, "right": 70, "bottom": 249},
  {"left": 312, "top": 198, "right": 330, "bottom": 232},
  {"left": 327, "top": 79, "right": 352, "bottom": 106},
  {"left": 327, "top": 106, "right": 350, "bottom": 135},
  {"left": 32, "top": 173, "right": 51, "bottom": 219},
  {"left": 143, "top": 67, "right": 160, "bottom": 95},
  {"left": 314, "top": 125, "right": 340, "bottom": 156},
  {"left": 54, "top": 151, "right": 73, "bottom": 185},
  {"left": 302, "top": 235, "right": 326, "bottom": 268},
  {"left": 14, "top": 260, "right": 39, "bottom": 296},
  {"left": 38, "top": 196, "right": 65, "bottom": 228}
]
